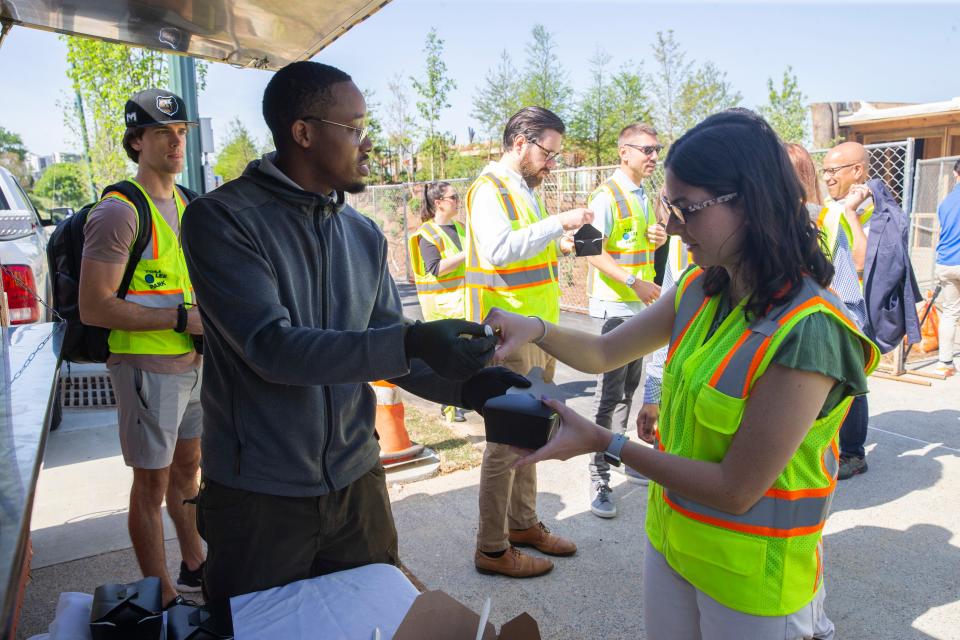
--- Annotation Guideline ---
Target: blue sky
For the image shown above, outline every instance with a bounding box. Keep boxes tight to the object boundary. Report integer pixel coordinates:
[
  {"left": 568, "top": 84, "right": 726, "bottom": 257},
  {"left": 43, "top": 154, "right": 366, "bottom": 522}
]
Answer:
[{"left": 0, "top": 1, "right": 957, "bottom": 156}]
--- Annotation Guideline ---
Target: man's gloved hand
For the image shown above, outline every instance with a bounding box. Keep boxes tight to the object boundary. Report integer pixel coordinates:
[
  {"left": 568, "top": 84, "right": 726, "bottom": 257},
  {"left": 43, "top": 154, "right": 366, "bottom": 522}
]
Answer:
[
  {"left": 404, "top": 319, "right": 497, "bottom": 381},
  {"left": 461, "top": 366, "right": 532, "bottom": 416}
]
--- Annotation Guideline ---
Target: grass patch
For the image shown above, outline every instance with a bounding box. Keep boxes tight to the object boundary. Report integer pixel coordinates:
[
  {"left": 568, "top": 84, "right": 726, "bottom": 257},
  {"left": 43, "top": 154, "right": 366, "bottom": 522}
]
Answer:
[{"left": 403, "top": 404, "right": 482, "bottom": 474}]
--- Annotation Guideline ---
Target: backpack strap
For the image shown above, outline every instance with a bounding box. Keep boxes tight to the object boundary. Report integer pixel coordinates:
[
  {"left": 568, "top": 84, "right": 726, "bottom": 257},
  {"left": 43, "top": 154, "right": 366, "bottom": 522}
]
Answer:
[{"left": 98, "top": 181, "right": 153, "bottom": 301}]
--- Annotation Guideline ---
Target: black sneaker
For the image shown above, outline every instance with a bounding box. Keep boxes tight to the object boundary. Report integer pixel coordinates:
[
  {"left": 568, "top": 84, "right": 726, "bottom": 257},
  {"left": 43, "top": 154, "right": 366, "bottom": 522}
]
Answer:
[
  {"left": 164, "top": 594, "right": 200, "bottom": 610},
  {"left": 838, "top": 455, "right": 868, "bottom": 480},
  {"left": 176, "top": 560, "right": 204, "bottom": 593}
]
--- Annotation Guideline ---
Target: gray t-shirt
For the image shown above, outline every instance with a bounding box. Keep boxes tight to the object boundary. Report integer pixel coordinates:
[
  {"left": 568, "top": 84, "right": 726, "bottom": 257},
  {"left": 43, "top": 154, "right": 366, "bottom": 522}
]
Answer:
[{"left": 83, "top": 191, "right": 200, "bottom": 374}]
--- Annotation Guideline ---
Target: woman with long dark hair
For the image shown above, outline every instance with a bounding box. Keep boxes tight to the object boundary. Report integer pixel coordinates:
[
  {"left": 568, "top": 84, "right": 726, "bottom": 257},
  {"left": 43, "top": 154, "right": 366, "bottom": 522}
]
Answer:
[
  {"left": 409, "top": 180, "right": 468, "bottom": 421},
  {"left": 486, "top": 110, "right": 878, "bottom": 639}
]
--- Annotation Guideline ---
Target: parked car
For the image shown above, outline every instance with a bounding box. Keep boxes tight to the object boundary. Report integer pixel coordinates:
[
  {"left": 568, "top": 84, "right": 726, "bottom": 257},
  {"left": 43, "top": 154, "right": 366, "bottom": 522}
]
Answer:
[{"left": 0, "top": 165, "right": 61, "bottom": 428}]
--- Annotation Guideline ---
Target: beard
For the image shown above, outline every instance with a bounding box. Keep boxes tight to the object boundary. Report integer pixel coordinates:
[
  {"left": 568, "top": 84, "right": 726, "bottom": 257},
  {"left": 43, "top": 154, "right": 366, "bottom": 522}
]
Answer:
[
  {"left": 518, "top": 155, "right": 548, "bottom": 188},
  {"left": 345, "top": 181, "right": 366, "bottom": 194}
]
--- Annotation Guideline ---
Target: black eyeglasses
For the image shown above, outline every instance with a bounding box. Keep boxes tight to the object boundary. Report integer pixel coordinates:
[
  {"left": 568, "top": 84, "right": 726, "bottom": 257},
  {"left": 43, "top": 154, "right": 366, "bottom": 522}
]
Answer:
[
  {"left": 439, "top": 193, "right": 460, "bottom": 202},
  {"left": 661, "top": 192, "right": 738, "bottom": 224},
  {"left": 300, "top": 116, "right": 368, "bottom": 144},
  {"left": 528, "top": 139, "right": 562, "bottom": 163},
  {"left": 623, "top": 143, "right": 664, "bottom": 156},
  {"left": 820, "top": 162, "right": 858, "bottom": 178}
]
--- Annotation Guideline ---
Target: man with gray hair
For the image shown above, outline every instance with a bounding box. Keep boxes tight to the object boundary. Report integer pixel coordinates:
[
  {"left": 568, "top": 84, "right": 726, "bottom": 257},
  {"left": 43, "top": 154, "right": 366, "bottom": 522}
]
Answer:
[{"left": 584, "top": 123, "right": 667, "bottom": 518}]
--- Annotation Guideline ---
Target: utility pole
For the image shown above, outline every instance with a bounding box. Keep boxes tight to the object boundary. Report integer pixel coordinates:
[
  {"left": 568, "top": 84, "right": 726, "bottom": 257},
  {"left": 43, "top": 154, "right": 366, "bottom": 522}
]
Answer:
[{"left": 167, "top": 54, "right": 204, "bottom": 193}]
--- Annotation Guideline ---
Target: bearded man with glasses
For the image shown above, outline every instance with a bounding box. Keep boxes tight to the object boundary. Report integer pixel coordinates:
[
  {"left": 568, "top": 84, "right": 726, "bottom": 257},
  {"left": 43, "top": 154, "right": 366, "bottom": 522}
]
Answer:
[{"left": 465, "top": 106, "right": 593, "bottom": 578}]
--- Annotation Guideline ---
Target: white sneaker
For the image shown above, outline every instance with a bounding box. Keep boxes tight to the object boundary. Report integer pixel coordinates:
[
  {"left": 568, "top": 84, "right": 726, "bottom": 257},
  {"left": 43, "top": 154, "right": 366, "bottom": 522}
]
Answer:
[{"left": 934, "top": 362, "right": 957, "bottom": 377}]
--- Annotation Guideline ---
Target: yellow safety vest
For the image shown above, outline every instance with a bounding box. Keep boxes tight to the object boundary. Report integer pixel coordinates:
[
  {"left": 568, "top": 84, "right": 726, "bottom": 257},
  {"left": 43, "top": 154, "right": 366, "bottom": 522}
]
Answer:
[
  {"left": 464, "top": 169, "right": 559, "bottom": 323},
  {"left": 408, "top": 220, "right": 466, "bottom": 321},
  {"left": 106, "top": 180, "right": 195, "bottom": 356},
  {"left": 587, "top": 176, "right": 657, "bottom": 301},
  {"left": 647, "top": 267, "right": 879, "bottom": 616},
  {"left": 816, "top": 200, "right": 853, "bottom": 261}
]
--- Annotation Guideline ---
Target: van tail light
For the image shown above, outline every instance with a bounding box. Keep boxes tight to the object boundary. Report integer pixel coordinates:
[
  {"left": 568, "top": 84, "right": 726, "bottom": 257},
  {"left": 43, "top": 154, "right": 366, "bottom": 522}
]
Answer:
[{"left": 2, "top": 264, "right": 40, "bottom": 324}]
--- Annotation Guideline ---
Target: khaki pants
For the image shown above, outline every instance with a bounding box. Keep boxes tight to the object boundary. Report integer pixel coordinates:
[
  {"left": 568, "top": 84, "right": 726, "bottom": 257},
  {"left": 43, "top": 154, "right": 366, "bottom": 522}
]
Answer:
[
  {"left": 936, "top": 263, "right": 960, "bottom": 365},
  {"left": 476, "top": 343, "right": 556, "bottom": 552}
]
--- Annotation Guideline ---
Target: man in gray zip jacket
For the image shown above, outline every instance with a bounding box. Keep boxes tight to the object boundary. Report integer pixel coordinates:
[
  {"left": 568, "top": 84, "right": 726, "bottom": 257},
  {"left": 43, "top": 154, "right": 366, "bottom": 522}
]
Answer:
[{"left": 181, "top": 61, "right": 526, "bottom": 610}]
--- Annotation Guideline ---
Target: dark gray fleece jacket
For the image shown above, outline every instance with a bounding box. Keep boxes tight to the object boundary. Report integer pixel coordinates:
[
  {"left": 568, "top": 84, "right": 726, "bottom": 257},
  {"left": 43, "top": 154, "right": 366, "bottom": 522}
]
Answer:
[{"left": 181, "top": 160, "right": 462, "bottom": 497}]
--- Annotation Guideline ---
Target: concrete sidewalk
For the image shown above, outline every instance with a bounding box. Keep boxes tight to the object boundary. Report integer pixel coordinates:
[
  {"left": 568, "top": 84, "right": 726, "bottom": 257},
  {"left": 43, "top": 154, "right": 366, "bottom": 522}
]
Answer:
[{"left": 17, "top": 327, "right": 960, "bottom": 639}]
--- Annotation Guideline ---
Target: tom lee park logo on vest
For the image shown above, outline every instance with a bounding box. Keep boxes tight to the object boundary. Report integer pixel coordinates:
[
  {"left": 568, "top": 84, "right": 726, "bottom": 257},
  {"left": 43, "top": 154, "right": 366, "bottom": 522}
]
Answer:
[{"left": 143, "top": 270, "right": 168, "bottom": 289}]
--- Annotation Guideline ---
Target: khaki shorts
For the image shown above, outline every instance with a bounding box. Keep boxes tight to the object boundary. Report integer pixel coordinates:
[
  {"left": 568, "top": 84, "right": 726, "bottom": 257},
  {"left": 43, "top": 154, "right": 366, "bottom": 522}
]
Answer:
[{"left": 109, "top": 361, "right": 202, "bottom": 469}]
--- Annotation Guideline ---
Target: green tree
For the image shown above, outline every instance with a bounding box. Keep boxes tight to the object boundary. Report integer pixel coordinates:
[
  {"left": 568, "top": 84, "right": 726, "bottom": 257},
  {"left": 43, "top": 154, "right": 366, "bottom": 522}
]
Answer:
[
  {"left": 760, "top": 66, "right": 808, "bottom": 144},
  {"left": 363, "top": 90, "right": 390, "bottom": 183},
  {"left": 650, "top": 31, "right": 741, "bottom": 143},
  {"left": 471, "top": 50, "right": 523, "bottom": 141},
  {"left": 570, "top": 51, "right": 653, "bottom": 166},
  {"left": 649, "top": 30, "right": 692, "bottom": 144},
  {"left": 0, "top": 127, "right": 27, "bottom": 160},
  {"left": 63, "top": 37, "right": 207, "bottom": 191},
  {"left": 385, "top": 74, "right": 417, "bottom": 181},
  {"left": 411, "top": 28, "right": 457, "bottom": 180},
  {"left": 33, "top": 162, "right": 90, "bottom": 210},
  {"left": 214, "top": 118, "right": 259, "bottom": 183},
  {"left": 521, "top": 25, "right": 573, "bottom": 119},
  {"left": 677, "top": 62, "right": 742, "bottom": 134},
  {"left": 569, "top": 49, "right": 617, "bottom": 166}
]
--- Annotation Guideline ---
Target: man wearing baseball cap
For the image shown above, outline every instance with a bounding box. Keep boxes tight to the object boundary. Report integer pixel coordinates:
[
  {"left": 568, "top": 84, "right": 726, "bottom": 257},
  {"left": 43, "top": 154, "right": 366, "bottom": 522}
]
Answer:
[{"left": 79, "top": 88, "right": 205, "bottom": 608}]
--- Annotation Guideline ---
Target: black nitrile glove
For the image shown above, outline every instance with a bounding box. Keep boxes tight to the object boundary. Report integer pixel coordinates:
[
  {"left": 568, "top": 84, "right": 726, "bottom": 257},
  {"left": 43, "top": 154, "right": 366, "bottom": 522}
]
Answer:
[
  {"left": 404, "top": 319, "right": 497, "bottom": 381},
  {"left": 460, "top": 366, "right": 532, "bottom": 416}
]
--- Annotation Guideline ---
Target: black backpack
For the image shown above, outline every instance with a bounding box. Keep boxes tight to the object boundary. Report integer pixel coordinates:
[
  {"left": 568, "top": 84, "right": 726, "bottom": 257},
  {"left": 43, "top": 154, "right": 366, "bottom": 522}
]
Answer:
[{"left": 47, "top": 180, "right": 198, "bottom": 363}]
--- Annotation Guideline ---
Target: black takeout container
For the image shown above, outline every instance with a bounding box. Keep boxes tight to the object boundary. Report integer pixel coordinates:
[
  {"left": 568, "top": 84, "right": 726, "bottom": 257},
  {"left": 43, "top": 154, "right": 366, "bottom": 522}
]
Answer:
[{"left": 483, "top": 393, "right": 559, "bottom": 450}]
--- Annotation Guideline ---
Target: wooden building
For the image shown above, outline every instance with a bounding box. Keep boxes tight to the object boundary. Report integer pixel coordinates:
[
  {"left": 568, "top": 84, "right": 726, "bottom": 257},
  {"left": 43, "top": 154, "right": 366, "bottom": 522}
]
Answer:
[{"left": 811, "top": 98, "right": 960, "bottom": 158}]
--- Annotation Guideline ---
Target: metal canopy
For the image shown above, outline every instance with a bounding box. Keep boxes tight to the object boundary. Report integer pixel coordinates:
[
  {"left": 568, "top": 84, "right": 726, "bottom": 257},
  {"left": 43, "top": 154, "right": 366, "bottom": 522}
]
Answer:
[{"left": 0, "top": 0, "right": 392, "bottom": 69}]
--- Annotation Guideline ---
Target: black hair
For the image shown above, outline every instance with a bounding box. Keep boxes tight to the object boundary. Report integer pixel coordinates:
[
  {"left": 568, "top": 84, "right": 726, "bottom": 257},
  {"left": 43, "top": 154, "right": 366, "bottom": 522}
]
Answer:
[
  {"left": 419, "top": 181, "right": 452, "bottom": 222},
  {"left": 665, "top": 108, "right": 833, "bottom": 318},
  {"left": 502, "top": 106, "right": 565, "bottom": 149},
  {"left": 262, "top": 61, "right": 353, "bottom": 150},
  {"left": 122, "top": 126, "right": 149, "bottom": 163},
  {"left": 954, "top": 158, "right": 960, "bottom": 174}
]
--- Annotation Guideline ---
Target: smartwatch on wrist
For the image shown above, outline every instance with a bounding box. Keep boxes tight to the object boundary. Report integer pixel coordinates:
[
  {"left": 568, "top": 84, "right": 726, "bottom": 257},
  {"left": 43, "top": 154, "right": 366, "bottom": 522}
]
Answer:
[
  {"left": 603, "top": 433, "right": 628, "bottom": 467},
  {"left": 174, "top": 304, "right": 188, "bottom": 334},
  {"left": 624, "top": 274, "right": 637, "bottom": 288}
]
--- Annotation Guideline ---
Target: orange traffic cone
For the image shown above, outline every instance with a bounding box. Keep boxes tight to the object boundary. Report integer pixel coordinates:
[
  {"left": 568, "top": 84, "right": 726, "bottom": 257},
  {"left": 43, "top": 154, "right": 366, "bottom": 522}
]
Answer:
[{"left": 371, "top": 380, "right": 424, "bottom": 465}]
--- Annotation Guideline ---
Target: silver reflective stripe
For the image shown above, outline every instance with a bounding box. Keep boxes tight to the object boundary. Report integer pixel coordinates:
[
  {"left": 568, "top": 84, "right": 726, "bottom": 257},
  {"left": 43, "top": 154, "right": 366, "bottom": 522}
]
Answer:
[
  {"left": 710, "top": 280, "right": 822, "bottom": 397},
  {"left": 823, "top": 446, "right": 838, "bottom": 479},
  {"left": 468, "top": 286, "right": 483, "bottom": 322},
  {"left": 126, "top": 291, "right": 184, "bottom": 309},
  {"left": 669, "top": 271, "right": 707, "bottom": 346},
  {"left": 415, "top": 278, "right": 464, "bottom": 293},
  {"left": 483, "top": 173, "right": 518, "bottom": 220},
  {"left": 612, "top": 251, "right": 651, "bottom": 267},
  {"left": 665, "top": 488, "right": 831, "bottom": 533},
  {"left": 465, "top": 265, "right": 554, "bottom": 289},
  {"left": 605, "top": 180, "right": 631, "bottom": 220}
]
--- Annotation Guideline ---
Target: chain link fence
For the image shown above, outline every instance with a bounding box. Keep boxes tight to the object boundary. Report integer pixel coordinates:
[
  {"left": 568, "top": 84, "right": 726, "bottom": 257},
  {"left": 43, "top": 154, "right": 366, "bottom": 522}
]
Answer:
[
  {"left": 349, "top": 142, "right": 927, "bottom": 317},
  {"left": 910, "top": 155, "right": 959, "bottom": 290},
  {"left": 347, "top": 165, "right": 666, "bottom": 314}
]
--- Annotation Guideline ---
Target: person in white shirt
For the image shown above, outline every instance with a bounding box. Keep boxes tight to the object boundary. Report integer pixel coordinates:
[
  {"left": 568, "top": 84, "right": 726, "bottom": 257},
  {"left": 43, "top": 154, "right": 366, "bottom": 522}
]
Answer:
[{"left": 465, "top": 106, "right": 592, "bottom": 578}]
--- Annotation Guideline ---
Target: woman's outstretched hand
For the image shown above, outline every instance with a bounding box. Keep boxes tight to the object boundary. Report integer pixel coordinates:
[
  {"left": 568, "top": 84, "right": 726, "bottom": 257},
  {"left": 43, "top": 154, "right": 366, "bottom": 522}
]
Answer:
[
  {"left": 512, "top": 397, "right": 613, "bottom": 468},
  {"left": 483, "top": 308, "right": 547, "bottom": 364}
]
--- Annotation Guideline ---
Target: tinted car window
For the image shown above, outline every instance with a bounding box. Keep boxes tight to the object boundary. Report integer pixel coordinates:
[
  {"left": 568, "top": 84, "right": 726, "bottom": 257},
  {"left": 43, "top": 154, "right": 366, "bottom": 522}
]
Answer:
[{"left": 1, "top": 172, "right": 29, "bottom": 210}]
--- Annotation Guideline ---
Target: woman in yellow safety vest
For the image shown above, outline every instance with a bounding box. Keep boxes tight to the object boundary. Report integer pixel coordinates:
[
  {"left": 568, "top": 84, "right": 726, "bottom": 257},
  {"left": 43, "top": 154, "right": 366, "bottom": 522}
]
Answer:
[
  {"left": 485, "top": 110, "right": 878, "bottom": 639},
  {"left": 409, "top": 181, "right": 467, "bottom": 422}
]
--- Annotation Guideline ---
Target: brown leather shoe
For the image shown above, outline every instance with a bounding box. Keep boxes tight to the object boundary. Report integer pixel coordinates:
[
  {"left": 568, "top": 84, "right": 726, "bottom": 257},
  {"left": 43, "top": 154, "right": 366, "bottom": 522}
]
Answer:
[
  {"left": 509, "top": 522, "right": 577, "bottom": 557},
  {"left": 474, "top": 547, "right": 554, "bottom": 578}
]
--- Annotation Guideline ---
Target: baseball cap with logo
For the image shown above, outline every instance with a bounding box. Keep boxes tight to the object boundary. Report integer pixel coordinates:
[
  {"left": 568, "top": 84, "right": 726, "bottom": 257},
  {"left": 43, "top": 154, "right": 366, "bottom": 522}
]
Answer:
[{"left": 124, "top": 88, "right": 198, "bottom": 128}]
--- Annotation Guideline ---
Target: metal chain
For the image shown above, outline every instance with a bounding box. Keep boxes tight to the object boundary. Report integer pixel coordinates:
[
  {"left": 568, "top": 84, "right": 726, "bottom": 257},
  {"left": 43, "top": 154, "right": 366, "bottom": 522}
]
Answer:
[
  {"left": 8, "top": 329, "right": 54, "bottom": 385},
  {"left": 0, "top": 264, "right": 65, "bottom": 324}
]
